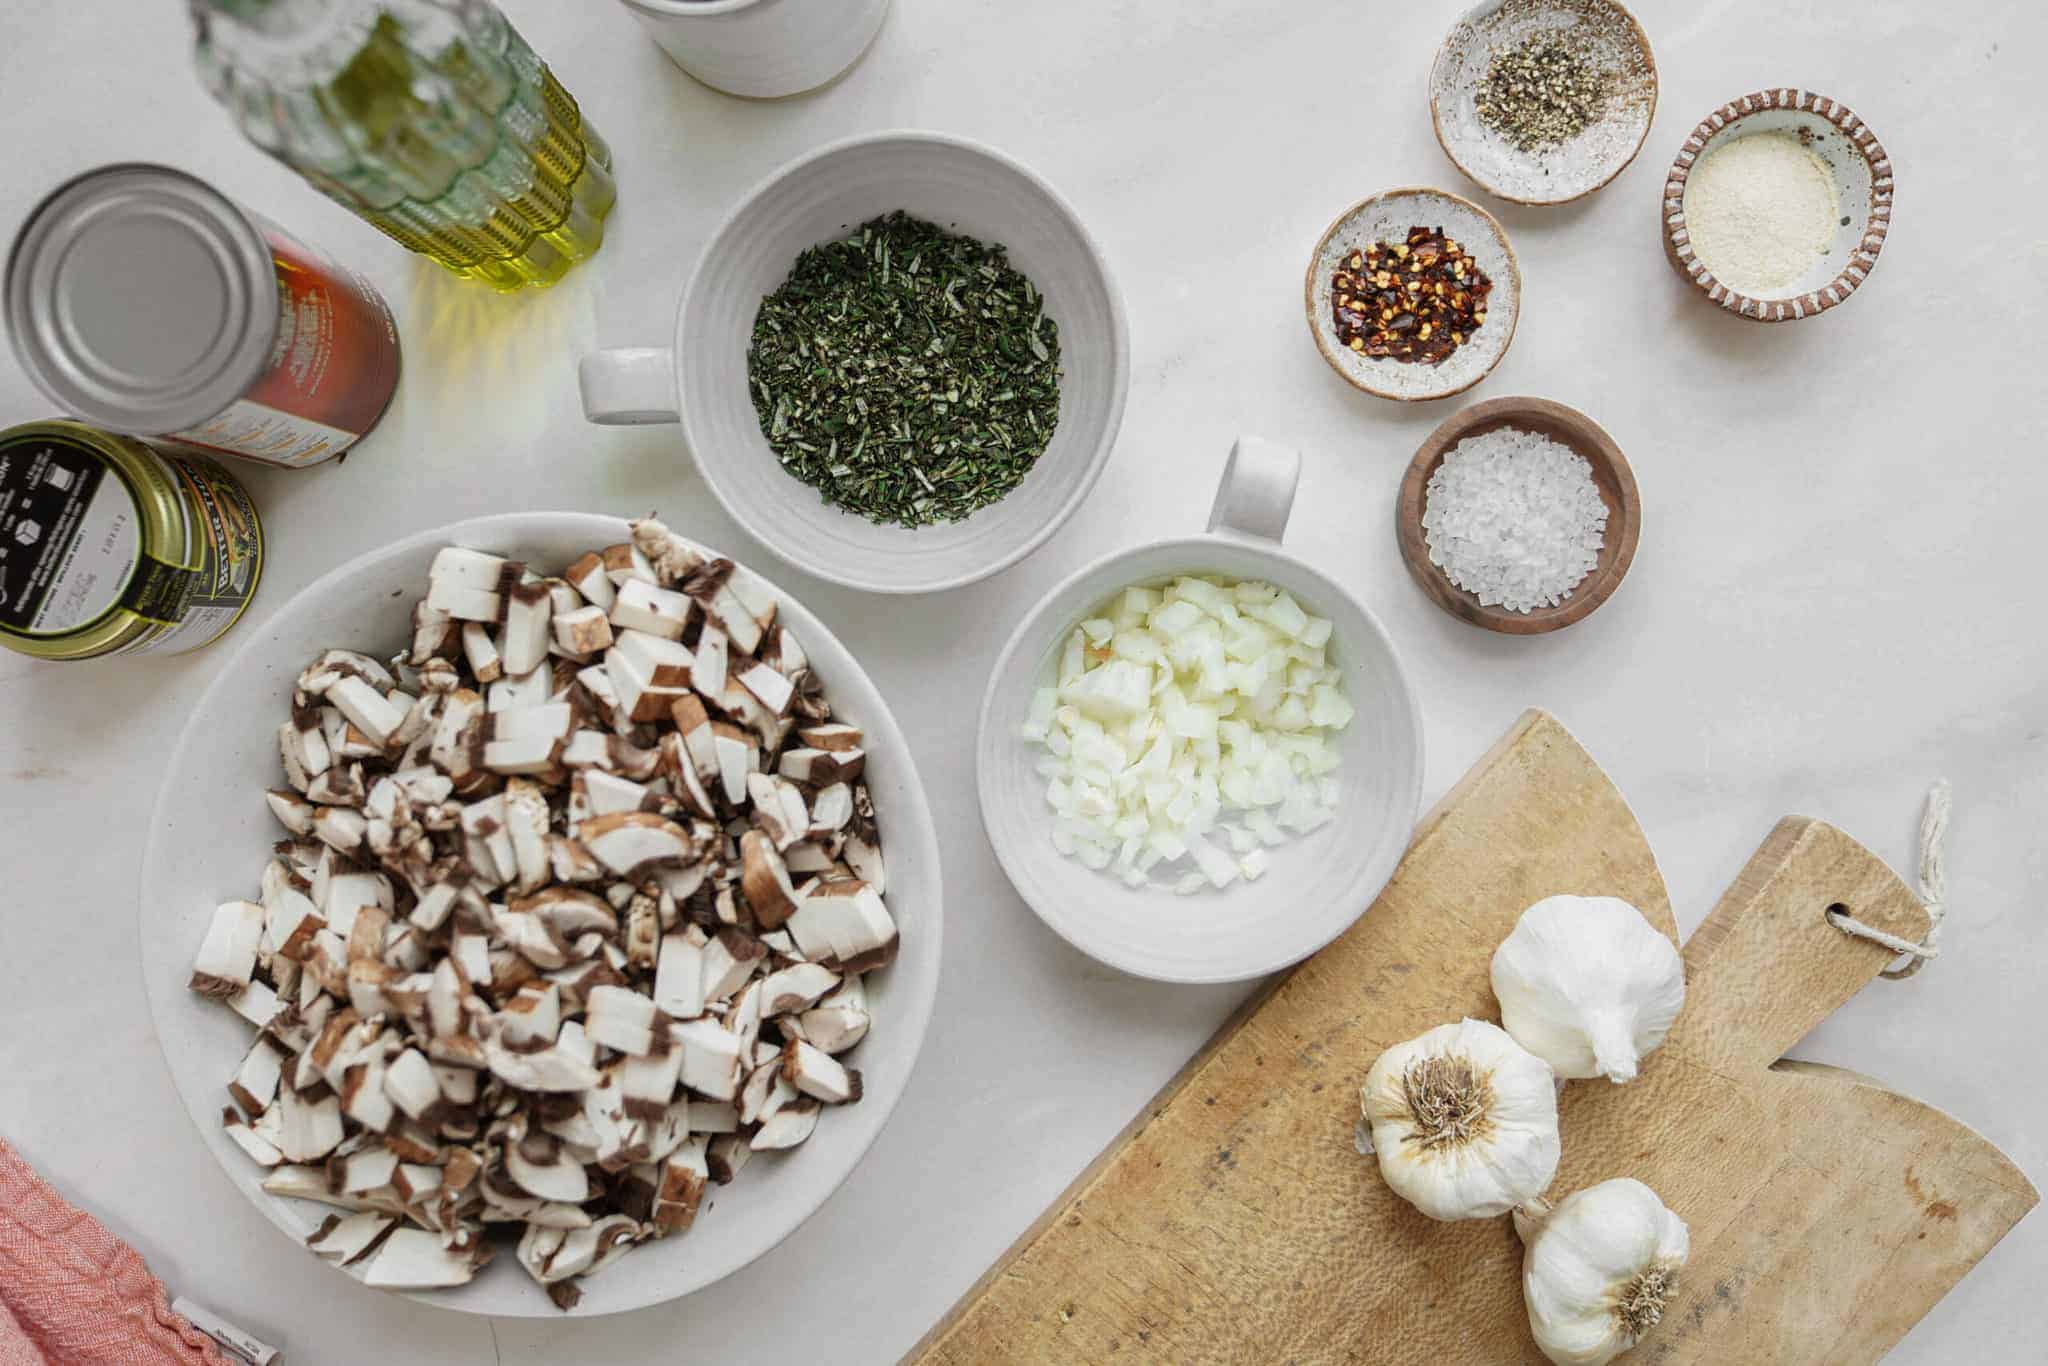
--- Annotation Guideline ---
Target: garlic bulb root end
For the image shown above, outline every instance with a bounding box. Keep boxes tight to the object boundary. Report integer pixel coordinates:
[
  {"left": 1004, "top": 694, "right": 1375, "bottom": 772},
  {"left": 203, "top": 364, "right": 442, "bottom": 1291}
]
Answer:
[{"left": 1360, "top": 1019, "right": 1560, "bottom": 1222}]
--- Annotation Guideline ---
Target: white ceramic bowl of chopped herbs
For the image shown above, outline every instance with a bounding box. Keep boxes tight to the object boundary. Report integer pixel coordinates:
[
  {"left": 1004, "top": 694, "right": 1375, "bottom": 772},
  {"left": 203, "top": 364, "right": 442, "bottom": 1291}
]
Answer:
[
  {"left": 976, "top": 439, "right": 1424, "bottom": 983},
  {"left": 580, "top": 130, "right": 1129, "bottom": 595}
]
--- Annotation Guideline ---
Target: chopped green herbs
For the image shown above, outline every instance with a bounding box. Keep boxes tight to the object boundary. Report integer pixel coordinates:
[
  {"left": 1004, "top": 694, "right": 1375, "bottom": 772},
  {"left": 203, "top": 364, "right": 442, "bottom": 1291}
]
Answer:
[{"left": 747, "top": 211, "right": 1063, "bottom": 527}]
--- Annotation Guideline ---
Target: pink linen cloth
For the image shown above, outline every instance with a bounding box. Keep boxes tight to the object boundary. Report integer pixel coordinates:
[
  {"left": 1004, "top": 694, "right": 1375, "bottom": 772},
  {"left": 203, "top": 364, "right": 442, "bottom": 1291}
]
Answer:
[{"left": 0, "top": 1139, "right": 228, "bottom": 1365}]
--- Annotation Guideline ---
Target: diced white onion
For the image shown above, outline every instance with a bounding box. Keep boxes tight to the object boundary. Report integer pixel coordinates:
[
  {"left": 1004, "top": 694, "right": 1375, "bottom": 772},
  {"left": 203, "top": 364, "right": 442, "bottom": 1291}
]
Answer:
[{"left": 1023, "top": 574, "right": 1351, "bottom": 894}]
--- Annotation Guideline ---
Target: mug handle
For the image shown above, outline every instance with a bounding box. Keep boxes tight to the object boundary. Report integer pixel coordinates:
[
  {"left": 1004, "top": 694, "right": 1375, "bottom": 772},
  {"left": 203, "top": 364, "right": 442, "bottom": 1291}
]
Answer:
[
  {"left": 1206, "top": 435, "right": 1300, "bottom": 543},
  {"left": 579, "top": 348, "right": 681, "bottom": 425}
]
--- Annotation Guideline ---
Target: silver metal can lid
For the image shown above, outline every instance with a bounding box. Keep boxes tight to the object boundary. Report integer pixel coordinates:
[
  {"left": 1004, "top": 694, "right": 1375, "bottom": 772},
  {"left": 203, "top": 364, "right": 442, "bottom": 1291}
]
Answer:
[{"left": 5, "top": 164, "right": 279, "bottom": 436}]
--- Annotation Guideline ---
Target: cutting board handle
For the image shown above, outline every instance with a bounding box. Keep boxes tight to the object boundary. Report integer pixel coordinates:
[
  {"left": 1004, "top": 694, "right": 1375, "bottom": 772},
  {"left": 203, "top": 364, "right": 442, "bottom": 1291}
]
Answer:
[{"left": 1682, "top": 817, "right": 1931, "bottom": 1072}]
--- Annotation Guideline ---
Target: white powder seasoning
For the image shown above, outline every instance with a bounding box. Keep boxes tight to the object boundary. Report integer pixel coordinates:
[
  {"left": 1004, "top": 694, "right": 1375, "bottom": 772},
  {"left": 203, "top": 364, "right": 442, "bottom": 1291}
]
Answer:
[
  {"left": 1423, "top": 428, "right": 1607, "bottom": 613},
  {"left": 1683, "top": 132, "right": 1840, "bottom": 294}
]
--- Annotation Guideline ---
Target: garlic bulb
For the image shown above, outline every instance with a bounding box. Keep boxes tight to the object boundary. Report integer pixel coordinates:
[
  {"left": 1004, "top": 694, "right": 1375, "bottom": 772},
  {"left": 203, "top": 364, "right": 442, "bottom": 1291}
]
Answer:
[
  {"left": 1490, "top": 895, "right": 1685, "bottom": 1084},
  {"left": 1359, "top": 1018, "right": 1560, "bottom": 1221},
  {"left": 1515, "top": 1178, "right": 1690, "bottom": 1366}
]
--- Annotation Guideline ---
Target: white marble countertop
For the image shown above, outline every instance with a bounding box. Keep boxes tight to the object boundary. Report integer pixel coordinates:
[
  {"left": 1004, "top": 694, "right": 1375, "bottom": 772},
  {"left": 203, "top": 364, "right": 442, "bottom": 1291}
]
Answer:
[{"left": 1, "top": 1, "right": 2040, "bottom": 1361}]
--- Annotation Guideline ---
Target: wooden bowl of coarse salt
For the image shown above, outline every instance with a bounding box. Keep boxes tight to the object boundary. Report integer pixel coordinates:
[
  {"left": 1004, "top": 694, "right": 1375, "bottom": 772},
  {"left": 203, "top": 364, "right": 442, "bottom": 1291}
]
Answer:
[
  {"left": 1395, "top": 396, "right": 1640, "bottom": 635},
  {"left": 1663, "top": 89, "right": 1894, "bottom": 322}
]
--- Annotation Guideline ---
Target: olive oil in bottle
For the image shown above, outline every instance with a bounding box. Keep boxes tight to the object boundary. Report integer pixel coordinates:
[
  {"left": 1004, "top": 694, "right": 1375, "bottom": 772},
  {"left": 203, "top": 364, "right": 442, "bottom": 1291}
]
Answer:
[{"left": 192, "top": 0, "right": 616, "bottom": 290}]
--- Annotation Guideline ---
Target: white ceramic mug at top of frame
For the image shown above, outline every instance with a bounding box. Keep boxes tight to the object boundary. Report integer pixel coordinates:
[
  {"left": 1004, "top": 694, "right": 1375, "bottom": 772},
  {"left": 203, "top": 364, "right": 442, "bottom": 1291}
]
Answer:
[
  {"left": 976, "top": 438, "right": 1426, "bottom": 984},
  {"left": 138, "top": 513, "right": 944, "bottom": 1317},
  {"left": 579, "top": 130, "right": 1129, "bottom": 596},
  {"left": 615, "top": 0, "right": 891, "bottom": 99}
]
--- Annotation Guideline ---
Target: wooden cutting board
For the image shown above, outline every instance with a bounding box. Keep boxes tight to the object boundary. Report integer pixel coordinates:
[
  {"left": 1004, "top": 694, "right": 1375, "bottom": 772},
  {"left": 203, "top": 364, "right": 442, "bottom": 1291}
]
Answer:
[{"left": 910, "top": 710, "right": 2036, "bottom": 1365}]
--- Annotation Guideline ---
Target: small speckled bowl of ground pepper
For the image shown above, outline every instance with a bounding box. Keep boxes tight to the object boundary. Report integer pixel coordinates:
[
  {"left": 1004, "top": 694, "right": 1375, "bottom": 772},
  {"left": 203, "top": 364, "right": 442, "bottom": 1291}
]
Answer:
[
  {"left": 1429, "top": 0, "right": 1658, "bottom": 207},
  {"left": 1305, "top": 187, "right": 1522, "bottom": 403}
]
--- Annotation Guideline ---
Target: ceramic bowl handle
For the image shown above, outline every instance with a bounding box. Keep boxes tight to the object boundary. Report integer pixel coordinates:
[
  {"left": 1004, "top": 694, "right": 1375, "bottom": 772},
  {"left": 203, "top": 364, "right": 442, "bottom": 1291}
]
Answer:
[
  {"left": 1206, "top": 435, "right": 1301, "bottom": 543},
  {"left": 579, "top": 348, "right": 681, "bottom": 425}
]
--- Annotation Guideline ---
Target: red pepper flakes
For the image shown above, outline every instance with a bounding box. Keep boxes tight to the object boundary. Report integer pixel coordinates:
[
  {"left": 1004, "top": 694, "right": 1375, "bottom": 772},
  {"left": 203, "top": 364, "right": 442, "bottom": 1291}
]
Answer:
[{"left": 1330, "top": 226, "right": 1493, "bottom": 365}]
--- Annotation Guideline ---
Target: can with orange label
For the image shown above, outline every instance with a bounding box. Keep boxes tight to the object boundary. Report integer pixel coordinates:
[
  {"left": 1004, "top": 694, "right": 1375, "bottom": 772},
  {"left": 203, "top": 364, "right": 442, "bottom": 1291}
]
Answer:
[{"left": 4, "top": 163, "right": 400, "bottom": 470}]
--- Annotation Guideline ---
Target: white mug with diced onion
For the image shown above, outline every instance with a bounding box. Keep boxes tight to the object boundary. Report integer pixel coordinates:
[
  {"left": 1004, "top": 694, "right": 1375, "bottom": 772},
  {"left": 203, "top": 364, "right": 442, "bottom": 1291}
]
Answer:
[
  {"left": 975, "top": 438, "right": 1425, "bottom": 983},
  {"left": 612, "top": 0, "right": 891, "bottom": 99}
]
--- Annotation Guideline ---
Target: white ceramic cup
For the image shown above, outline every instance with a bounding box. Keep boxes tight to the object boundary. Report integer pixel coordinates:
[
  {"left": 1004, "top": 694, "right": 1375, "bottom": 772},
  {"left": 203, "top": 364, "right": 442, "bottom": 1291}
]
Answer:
[
  {"left": 580, "top": 130, "right": 1129, "bottom": 595},
  {"left": 976, "top": 438, "right": 1426, "bottom": 984},
  {"left": 615, "top": 0, "right": 891, "bottom": 99}
]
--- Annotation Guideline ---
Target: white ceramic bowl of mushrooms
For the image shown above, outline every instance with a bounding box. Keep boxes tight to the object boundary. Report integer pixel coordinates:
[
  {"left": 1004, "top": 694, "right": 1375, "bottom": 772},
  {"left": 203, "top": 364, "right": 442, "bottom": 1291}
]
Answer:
[{"left": 139, "top": 512, "right": 943, "bottom": 1317}]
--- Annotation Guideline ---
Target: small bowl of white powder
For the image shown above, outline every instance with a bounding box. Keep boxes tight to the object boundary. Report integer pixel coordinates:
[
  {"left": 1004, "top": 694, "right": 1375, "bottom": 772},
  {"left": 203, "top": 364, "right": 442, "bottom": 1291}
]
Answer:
[
  {"left": 1662, "top": 88, "right": 1894, "bottom": 323},
  {"left": 1396, "top": 396, "right": 1640, "bottom": 634}
]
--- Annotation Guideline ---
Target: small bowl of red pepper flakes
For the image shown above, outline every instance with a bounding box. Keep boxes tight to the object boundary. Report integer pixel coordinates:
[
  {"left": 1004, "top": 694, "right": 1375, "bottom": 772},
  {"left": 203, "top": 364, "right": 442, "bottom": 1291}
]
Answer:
[
  {"left": 1306, "top": 187, "right": 1522, "bottom": 402},
  {"left": 1332, "top": 227, "right": 1494, "bottom": 365}
]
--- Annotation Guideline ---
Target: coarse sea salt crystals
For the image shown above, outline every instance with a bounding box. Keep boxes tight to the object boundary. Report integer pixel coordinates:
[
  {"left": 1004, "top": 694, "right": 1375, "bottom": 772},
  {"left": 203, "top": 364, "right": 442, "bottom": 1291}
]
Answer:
[{"left": 1421, "top": 428, "right": 1607, "bottom": 613}]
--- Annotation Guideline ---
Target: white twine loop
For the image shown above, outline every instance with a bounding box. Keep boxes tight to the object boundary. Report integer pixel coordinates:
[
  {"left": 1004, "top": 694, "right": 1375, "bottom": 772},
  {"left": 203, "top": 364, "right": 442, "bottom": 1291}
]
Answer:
[{"left": 1825, "top": 780, "right": 1950, "bottom": 979}]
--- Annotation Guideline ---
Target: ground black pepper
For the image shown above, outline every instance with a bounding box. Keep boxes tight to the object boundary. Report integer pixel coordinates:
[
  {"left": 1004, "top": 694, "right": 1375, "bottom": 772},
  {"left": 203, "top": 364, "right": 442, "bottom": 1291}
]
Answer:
[
  {"left": 1330, "top": 228, "right": 1492, "bottom": 366},
  {"left": 1475, "top": 33, "right": 1611, "bottom": 152}
]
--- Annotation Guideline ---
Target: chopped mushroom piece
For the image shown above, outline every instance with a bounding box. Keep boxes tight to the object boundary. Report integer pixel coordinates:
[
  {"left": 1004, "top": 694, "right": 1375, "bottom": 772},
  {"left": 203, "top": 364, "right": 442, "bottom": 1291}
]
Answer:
[
  {"left": 602, "top": 542, "right": 657, "bottom": 588},
  {"left": 735, "top": 660, "right": 794, "bottom": 716},
  {"left": 274, "top": 1083, "right": 345, "bottom": 1162},
  {"left": 785, "top": 878, "right": 899, "bottom": 971},
  {"left": 653, "top": 933, "right": 705, "bottom": 1021},
  {"left": 749, "top": 1098, "right": 822, "bottom": 1151},
  {"left": 670, "top": 1018, "right": 744, "bottom": 1102},
  {"left": 265, "top": 788, "right": 316, "bottom": 837},
  {"left": 648, "top": 1138, "right": 708, "bottom": 1235},
  {"left": 382, "top": 1048, "right": 441, "bottom": 1123},
  {"left": 311, "top": 805, "right": 367, "bottom": 853},
  {"left": 461, "top": 622, "right": 505, "bottom": 685},
  {"left": 223, "top": 1106, "right": 284, "bottom": 1166},
  {"left": 800, "top": 975, "right": 872, "bottom": 1055},
  {"left": 328, "top": 676, "right": 406, "bottom": 751},
  {"left": 409, "top": 601, "right": 454, "bottom": 667},
  {"left": 363, "top": 1228, "right": 493, "bottom": 1289},
  {"left": 799, "top": 722, "right": 864, "bottom": 753},
  {"left": 609, "top": 579, "right": 692, "bottom": 641},
  {"left": 579, "top": 812, "right": 698, "bottom": 878},
  {"left": 700, "top": 928, "right": 766, "bottom": 1003},
  {"left": 190, "top": 901, "right": 265, "bottom": 998},
  {"left": 586, "top": 985, "right": 659, "bottom": 1056},
  {"left": 759, "top": 962, "right": 841, "bottom": 1016},
  {"left": 740, "top": 832, "right": 799, "bottom": 929},
  {"left": 553, "top": 604, "right": 613, "bottom": 657},
  {"left": 706, "top": 1133, "right": 752, "bottom": 1185},
  {"left": 306, "top": 1210, "right": 397, "bottom": 1265},
  {"left": 782, "top": 1039, "right": 862, "bottom": 1104},
  {"left": 563, "top": 552, "right": 615, "bottom": 612},
  {"left": 500, "top": 581, "right": 554, "bottom": 677},
  {"left": 506, "top": 1132, "right": 592, "bottom": 1203},
  {"left": 427, "top": 548, "right": 511, "bottom": 620}
]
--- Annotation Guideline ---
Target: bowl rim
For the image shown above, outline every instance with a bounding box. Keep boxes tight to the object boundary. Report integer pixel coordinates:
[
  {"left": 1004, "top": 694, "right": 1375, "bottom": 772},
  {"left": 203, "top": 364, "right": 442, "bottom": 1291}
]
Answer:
[
  {"left": 1661, "top": 88, "right": 1895, "bottom": 323},
  {"left": 673, "top": 127, "right": 1131, "bottom": 595},
  {"left": 974, "top": 531, "right": 1426, "bottom": 984},
  {"left": 1394, "top": 395, "right": 1641, "bottom": 635},
  {"left": 137, "top": 510, "right": 946, "bottom": 1317},
  {"left": 619, "top": 0, "right": 766, "bottom": 15},
  {"left": 1427, "top": 0, "right": 1660, "bottom": 208},
  {"left": 1303, "top": 186, "right": 1523, "bottom": 403}
]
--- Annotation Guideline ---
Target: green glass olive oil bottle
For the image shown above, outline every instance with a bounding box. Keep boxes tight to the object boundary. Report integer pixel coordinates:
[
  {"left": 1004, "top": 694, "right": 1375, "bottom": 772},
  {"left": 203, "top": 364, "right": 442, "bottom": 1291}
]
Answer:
[{"left": 192, "top": 0, "right": 617, "bottom": 290}]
